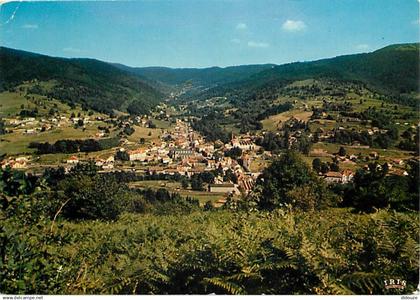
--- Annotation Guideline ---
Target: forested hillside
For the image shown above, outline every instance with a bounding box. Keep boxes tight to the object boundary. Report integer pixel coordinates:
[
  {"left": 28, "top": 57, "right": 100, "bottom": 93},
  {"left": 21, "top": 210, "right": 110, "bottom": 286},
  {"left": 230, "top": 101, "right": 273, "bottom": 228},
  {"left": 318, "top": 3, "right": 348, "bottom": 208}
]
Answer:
[
  {"left": 251, "top": 43, "right": 419, "bottom": 94},
  {"left": 0, "top": 47, "right": 164, "bottom": 114},
  {"left": 185, "top": 43, "right": 419, "bottom": 105},
  {"left": 115, "top": 64, "right": 275, "bottom": 86}
]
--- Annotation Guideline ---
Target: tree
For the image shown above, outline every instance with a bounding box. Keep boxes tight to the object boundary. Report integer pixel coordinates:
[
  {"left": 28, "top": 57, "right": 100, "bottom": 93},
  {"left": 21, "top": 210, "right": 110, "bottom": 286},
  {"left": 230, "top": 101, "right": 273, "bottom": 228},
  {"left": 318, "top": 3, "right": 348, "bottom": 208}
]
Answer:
[
  {"left": 204, "top": 201, "right": 213, "bottom": 211},
  {"left": 320, "top": 162, "right": 330, "bottom": 174},
  {"left": 223, "top": 169, "right": 238, "bottom": 184},
  {"left": 181, "top": 178, "right": 189, "bottom": 189},
  {"left": 191, "top": 174, "right": 204, "bottom": 191},
  {"left": 59, "top": 174, "right": 126, "bottom": 220},
  {"left": 313, "top": 131, "right": 320, "bottom": 143},
  {"left": 115, "top": 149, "right": 129, "bottom": 161},
  {"left": 342, "top": 163, "right": 390, "bottom": 212},
  {"left": 330, "top": 162, "right": 340, "bottom": 172},
  {"left": 0, "top": 119, "right": 6, "bottom": 135},
  {"left": 295, "top": 134, "right": 312, "bottom": 155},
  {"left": 200, "top": 171, "right": 215, "bottom": 184},
  {"left": 286, "top": 184, "right": 322, "bottom": 211},
  {"left": 224, "top": 147, "right": 242, "bottom": 159},
  {"left": 312, "top": 158, "right": 322, "bottom": 173},
  {"left": 123, "top": 126, "right": 135, "bottom": 136},
  {"left": 255, "top": 151, "right": 333, "bottom": 210},
  {"left": 338, "top": 146, "right": 346, "bottom": 156}
]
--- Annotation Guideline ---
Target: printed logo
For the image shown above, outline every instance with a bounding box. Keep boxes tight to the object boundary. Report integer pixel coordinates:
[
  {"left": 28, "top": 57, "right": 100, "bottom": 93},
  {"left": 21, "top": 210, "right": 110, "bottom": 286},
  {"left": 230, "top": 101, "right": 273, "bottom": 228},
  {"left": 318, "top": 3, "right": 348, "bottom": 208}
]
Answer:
[{"left": 384, "top": 279, "right": 406, "bottom": 290}]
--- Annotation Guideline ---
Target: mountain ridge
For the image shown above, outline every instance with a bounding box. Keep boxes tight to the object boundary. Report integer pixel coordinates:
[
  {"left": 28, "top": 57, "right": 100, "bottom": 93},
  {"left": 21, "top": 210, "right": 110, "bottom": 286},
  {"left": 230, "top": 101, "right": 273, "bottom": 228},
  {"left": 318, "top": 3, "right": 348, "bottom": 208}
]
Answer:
[
  {"left": 1, "top": 42, "right": 418, "bottom": 114},
  {"left": 0, "top": 47, "right": 164, "bottom": 115}
]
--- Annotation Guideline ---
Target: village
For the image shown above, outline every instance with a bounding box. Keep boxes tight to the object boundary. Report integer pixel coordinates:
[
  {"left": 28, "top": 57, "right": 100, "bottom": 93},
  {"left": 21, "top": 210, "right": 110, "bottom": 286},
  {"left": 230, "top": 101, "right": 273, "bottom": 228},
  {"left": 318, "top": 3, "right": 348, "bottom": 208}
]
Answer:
[
  {"left": 2, "top": 101, "right": 416, "bottom": 208},
  {"left": 1, "top": 78, "right": 418, "bottom": 208}
]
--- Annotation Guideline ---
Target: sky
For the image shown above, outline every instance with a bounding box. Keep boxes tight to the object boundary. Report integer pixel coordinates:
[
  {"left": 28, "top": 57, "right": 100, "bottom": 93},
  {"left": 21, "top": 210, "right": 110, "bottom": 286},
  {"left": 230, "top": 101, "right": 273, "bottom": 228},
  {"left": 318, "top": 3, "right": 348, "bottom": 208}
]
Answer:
[{"left": 0, "top": 0, "right": 419, "bottom": 68}]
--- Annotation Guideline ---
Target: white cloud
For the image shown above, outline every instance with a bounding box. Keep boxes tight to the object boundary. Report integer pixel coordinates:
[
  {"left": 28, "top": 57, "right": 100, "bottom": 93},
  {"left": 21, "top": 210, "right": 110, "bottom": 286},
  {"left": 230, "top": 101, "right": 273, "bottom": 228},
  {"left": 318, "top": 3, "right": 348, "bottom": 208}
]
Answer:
[
  {"left": 231, "top": 38, "right": 241, "bottom": 44},
  {"left": 247, "top": 41, "right": 269, "bottom": 48},
  {"left": 282, "top": 19, "right": 306, "bottom": 32},
  {"left": 63, "top": 47, "right": 81, "bottom": 53},
  {"left": 22, "top": 24, "right": 38, "bottom": 29},
  {"left": 236, "top": 23, "right": 247, "bottom": 30},
  {"left": 356, "top": 44, "right": 370, "bottom": 51}
]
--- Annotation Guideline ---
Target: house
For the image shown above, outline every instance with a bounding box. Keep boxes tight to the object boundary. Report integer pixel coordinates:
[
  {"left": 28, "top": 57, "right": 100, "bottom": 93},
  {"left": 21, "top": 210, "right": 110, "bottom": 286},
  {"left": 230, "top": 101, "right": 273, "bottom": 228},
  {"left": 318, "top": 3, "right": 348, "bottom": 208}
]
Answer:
[
  {"left": 231, "top": 138, "right": 255, "bottom": 151},
  {"left": 392, "top": 159, "right": 404, "bottom": 166},
  {"left": 324, "top": 170, "right": 354, "bottom": 184},
  {"left": 238, "top": 177, "right": 255, "bottom": 194},
  {"left": 388, "top": 169, "right": 409, "bottom": 176},
  {"left": 170, "top": 148, "right": 195, "bottom": 160},
  {"left": 241, "top": 154, "right": 252, "bottom": 171},
  {"left": 341, "top": 169, "right": 354, "bottom": 184},
  {"left": 161, "top": 156, "right": 172, "bottom": 164},
  {"left": 324, "top": 171, "right": 343, "bottom": 184},
  {"left": 349, "top": 154, "right": 358, "bottom": 161},
  {"left": 209, "top": 183, "right": 237, "bottom": 194},
  {"left": 95, "top": 159, "right": 105, "bottom": 167},
  {"left": 128, "top": 149, "right": 147, "bottom": 161},
  {"left": 2, "top": 157, "right": 28, "bottom": 169},
  {"left": 95, "top": 132, "right": 105, "bottom": 138},
  {"left": 67, "top": 156, "right": 79, "bottom": 164},
  {"left": 384, "top": 162, "right": 393, "bottom": 170},
  {"left": 102, "top": 163, "right": 114, "bottom": 170},
  {"left": 206, "top": 159, "right": 216, "bottom": 169}
]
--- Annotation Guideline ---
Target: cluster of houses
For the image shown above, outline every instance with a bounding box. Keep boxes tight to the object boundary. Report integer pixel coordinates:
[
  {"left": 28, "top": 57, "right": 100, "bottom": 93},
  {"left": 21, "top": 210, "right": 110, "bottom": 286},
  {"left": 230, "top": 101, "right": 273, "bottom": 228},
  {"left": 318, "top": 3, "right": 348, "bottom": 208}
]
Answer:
[
  {"left": 1, "top": 156, "right": 29, "bottom": 169},
  {"left": 323, "top": 169, "right": 354, "bottom": 184},
  {"left": 2, "top": 111, "right": 415, "bottom": 206},
  {"left": 4, "top": 115, "right": 94, "bottom": 136},
  {"left": 66, "top": 155, "right": 115, "bottom": 170},
  {"left": 115, "top": 120, "right": 261, "bottom": 195},
  {"left": 56, "top": 117, "right": 411, "bottom": 194}
]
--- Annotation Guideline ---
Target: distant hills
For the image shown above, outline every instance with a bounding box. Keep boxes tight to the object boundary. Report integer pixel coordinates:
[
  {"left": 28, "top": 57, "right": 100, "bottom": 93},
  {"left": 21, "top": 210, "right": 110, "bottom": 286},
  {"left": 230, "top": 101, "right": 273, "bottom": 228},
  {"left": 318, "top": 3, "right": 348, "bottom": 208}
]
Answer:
[
  {"left": 0, "top": 47, "right": 164, "bottom": 115},
  {"left": 174, "top": 43, "right": 419, "bottom": 104},
  {"left": 115, "top": 43, "right": 419, "bottom": 106},
  {"left": 114, "top": 64, "right": 276, "bottom": 87},
  {"left": 243, "top": 43, "right": 419, "bottom": 94},
  {"left": 0, "top": 43, "right": 418, "bottom": 115}
]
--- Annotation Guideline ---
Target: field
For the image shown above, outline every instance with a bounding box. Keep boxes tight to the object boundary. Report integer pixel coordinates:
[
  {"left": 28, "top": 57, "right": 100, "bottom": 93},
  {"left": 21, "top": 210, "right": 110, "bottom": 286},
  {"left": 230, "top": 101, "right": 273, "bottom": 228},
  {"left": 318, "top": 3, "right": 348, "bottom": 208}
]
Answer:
[
  {"left": 261, "top": 110, "right": 312, "bottom": 131},
  {"left": 249, "top": 156, "right": 270, "bottom": 172},
  {"left": 0, "top": 92, "right": 28, "bottom": 117},
  {"left": 129, "top": 180, "right": 226, "bottom": 205},
  {"left": 301, "top": 142, "right": 414, "bottom": 172},
  {"left": 0, "top": 87, "right": 114, "bottom": 156},
  {"left": 126, "top": 125, "right": 164, "bottom": 144}
]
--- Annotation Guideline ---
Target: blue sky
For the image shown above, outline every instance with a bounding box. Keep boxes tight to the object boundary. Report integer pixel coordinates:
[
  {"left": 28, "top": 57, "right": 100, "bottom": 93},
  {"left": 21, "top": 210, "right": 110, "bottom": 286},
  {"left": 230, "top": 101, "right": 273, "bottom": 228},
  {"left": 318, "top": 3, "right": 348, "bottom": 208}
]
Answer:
[{"left": 0, "top": 0, "right": 419, "bottom": 67}]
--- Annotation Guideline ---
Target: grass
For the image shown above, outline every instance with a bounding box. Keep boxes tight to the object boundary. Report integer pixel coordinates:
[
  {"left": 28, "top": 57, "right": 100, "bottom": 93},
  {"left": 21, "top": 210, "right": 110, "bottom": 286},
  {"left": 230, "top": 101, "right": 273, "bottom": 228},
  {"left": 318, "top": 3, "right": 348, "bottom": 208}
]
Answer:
[
  {"left": 127, "top": 125, "right": 164, "bottom": 144},
  {"left": 303, "top": 142, "right": 414, "bottom": 171},
  {"left": 0, "top": 86, "right": 116, "bottom": 157},
  {"left": 150, "top": 118, "right": 172, "bottom": 129},
  {"left": 0, "top": 92, "right": 29, "bottom": 117},
  {"left": 261, "top": 110, "right": 312, "bottom": 131},
  {"left": 249, "top": 157, "right": 269, "bottom": 172},
  {"left": 1, "top": 82, "right": 111, "bottom": 120},
  {"left": 0, "top": 122, "right": 108, "bottom": 156}
]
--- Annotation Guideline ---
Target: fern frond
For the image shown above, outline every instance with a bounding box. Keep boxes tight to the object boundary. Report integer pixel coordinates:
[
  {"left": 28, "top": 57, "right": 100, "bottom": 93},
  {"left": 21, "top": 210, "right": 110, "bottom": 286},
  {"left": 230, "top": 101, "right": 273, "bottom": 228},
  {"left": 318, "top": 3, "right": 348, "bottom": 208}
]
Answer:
[{"left": 203, "top": 277, "right": 245, "bottom": 295}]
